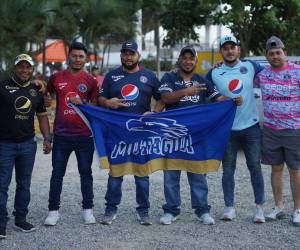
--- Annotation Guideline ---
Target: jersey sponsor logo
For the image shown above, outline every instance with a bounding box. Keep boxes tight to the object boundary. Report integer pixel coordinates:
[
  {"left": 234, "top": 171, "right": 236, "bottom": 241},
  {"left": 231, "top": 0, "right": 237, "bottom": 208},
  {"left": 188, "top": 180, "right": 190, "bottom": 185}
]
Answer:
[
  {"left": 65, "top": 92, "right": 79, "bottom": 108},
  {"left": 5, "top": 85, "right": 19, "bottom": 90},
  {"left": 9, "top": 90, "right": 17, "bottom": 94},
  {"left": 15, "top": 96, "right": 32, "bottom": 114},
  {"left": 58, "top": 82, "right": 68, "bottom": 90},
  {"left": 29, "top": 89, "right": 37, "bottom": 97},
  {"left": 112, "top": 75, "right": 125, "bottom": 82},
  {"left": 228, "top": 79, "right": 243, "bottom": 94},
  {"left": 79, "top": 83, "right": 87, "bottom": 93},
  {"left": 240, "top": 66, "right": 248, "bottom": 74},
  {"left": 140, "top": 76, "right": 148, "bottom": 83},
  {"left": 121, "top": 84, "right": 139, "bottom": 100}
]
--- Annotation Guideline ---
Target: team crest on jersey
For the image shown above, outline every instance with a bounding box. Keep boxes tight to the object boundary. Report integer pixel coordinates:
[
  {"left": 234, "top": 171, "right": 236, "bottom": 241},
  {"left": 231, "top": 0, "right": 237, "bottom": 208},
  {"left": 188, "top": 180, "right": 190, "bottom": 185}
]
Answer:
[
  {"left": 29, "top": 89, "right": 37, "bottom": 97},
  {"left": 239, "top": 66, "right": 248, "bottom": 74},
  {"left": 228, "top": 79, "right": 243, "bottom": 94},
  {"left": 112, "top": 75, "right": 125, "bottom": 82},
  {"left": 121, "top": 84, "right": 139, "bottom": 100},
  {"left": 140, "top": 76, "right": 148, "bottom": 83},
  {"left": 79, "top": 84, "right": 87, "bottom": 93}
]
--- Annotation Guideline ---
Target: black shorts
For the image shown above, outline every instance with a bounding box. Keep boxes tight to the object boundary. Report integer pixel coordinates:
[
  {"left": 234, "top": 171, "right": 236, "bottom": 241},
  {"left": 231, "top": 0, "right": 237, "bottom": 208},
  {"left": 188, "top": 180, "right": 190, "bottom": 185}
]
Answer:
[{"left": 261, "top": 127, "right": 300, "bottom": 170}]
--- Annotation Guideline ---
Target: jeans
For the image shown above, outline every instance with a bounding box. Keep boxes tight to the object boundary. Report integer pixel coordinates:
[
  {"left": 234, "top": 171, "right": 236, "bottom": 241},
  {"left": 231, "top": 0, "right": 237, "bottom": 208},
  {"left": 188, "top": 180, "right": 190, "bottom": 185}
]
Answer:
[
  {"left": 0, "top": 138, "right": 37, "bottom": 225},
  {"left": 222, "top": 123, "right": 265, "bottom": 207},
  {"left": 104, "top": 175, "right": 150, "bottom": 214},
  {"left": 48, "top": 135, "right": 94, "bottom": 210},
  {"left": 162, "top": 170, "right": 211, "bottom": 217}
]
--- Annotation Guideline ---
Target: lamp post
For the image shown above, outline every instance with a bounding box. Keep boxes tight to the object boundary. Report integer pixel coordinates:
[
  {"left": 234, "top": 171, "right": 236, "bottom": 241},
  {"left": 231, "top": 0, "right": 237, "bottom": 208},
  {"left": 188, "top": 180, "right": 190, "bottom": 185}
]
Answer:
[{"left": 211, "top": 36, "right": 220, "bottom": 68}]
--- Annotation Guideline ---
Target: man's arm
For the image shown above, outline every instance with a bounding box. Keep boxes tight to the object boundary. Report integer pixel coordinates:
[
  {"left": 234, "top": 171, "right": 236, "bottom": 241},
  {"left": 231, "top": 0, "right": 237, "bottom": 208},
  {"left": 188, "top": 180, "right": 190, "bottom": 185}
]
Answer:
[
  {"left": 37, "top": 114, "right": 52, "bottom": 154},
  {"left": 161, "top": 84, "right": 207, "bottom": 104}
]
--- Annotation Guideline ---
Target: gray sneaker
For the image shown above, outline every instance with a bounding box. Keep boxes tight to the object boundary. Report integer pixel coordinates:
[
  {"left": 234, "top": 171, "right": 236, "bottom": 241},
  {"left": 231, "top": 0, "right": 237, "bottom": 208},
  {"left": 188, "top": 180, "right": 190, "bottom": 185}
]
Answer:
[
  {"left": 160, "top": 213, "right": 177, "bottom": 225},
  {"left": 137, "top": 212, "right": 152, "bottom": 226},
  {"left": 100, "top": 211, "right": 117, "bottom": 225}
]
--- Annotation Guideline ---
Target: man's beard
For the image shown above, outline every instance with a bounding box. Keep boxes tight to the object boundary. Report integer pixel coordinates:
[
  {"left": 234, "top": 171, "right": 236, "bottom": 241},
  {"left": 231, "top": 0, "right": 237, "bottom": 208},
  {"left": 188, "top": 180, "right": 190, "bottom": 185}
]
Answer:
[
  {"left": 180, "top": 65, "right": 195, "bottom": 74},
  {"left": 121, "top": 61, "right": 139, "bottom": 70},
  {"left": 224, "top": 57, "right": 238, "bottom": 64}
]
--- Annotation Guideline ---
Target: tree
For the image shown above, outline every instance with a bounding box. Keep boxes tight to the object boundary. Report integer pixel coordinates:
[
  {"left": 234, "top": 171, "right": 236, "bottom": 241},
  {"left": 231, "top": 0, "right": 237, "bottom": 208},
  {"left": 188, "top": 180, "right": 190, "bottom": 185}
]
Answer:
[{"left": 214, "top": 0, "right": 300, "bottom": 56}]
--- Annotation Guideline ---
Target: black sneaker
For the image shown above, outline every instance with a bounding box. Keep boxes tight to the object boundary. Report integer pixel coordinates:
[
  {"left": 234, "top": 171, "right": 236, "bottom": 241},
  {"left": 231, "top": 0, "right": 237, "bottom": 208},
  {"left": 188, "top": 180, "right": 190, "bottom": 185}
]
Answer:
[
  {"left": 0, "top": 226, "right": 6, "bottom": 239},
  {"left": 14, "top": 221, "right": 36, "bottom": 233},
  {"left": 137, "top": 212, "right": 152, "bottom": 226}
]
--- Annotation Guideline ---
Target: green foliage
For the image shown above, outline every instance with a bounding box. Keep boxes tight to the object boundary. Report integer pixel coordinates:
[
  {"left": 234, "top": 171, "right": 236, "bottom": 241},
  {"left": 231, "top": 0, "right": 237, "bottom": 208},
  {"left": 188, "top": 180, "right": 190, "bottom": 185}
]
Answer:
[
  {"left": 214, "top": 0, "right": 300, "bottom": 56},
  {"left": 141, "top": 59, "right": 173, "bottom": 71}
]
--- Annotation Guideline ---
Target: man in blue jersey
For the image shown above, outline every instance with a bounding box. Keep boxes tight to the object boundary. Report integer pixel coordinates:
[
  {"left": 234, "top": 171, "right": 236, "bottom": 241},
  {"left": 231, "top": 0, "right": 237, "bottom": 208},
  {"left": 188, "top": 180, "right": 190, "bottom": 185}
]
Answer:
[
  {"left": 206, "top": 35, "right": 265, "bottom": 223},
  {"left": 98, "top": 40, "right": 164, "bottom": 226},
  {"left": 158, "top": 45, "right": 242, "bottom": 225}
]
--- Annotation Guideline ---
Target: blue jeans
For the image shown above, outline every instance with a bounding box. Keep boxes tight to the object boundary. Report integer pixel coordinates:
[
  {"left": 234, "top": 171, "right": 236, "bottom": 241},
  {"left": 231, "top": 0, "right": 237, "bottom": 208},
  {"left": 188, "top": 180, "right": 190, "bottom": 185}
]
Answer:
[
  {"left": 104, "top": 175, "right": 150, "bottom": 214},
  {"left": 0, "top": 138, "right": 37, "bottom": 226},
  {"left": 48, "top": 135, "right": 94, "bottom": 210},
  {"left": 222, "top": 123, "right": 265, "bottom": 207},
  {"left": 162, "top": 170, "right": 210, "bottom": 217}
]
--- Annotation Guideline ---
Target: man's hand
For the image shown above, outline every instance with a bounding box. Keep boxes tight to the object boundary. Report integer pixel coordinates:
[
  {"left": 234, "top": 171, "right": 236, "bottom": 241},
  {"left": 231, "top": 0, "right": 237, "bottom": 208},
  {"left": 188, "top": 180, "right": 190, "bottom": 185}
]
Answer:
[
  {"left": 143, "top": 111, "right": 155, "bottom": 115},
  {"left": 43, "top": 140, "right": 52, "bottom": 154},
  {"left": 68, "top": 96, "right": 83, "bottom": 105},
  {"left": 32, "top": 80, "right": 47, "bottom": 93},
  {"left": 234, "top": 95, "right": 243, "bottom": 106},
  {"left": 44, "top": 92, "right": 52, "bottom": 108},
  {"left": 184, "top": 83, "right": 207, "bottom": 96},
  {"left": 213, "top": 61, "right": 223, "bottom": 68},
  {"left": 105, "top": 98, "right": 128, "bottom": 109}
]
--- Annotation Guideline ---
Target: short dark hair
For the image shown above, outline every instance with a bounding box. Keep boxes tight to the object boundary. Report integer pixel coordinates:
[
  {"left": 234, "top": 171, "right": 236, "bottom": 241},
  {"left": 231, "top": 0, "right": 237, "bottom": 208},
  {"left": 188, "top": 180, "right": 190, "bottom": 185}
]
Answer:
[{"left": 69, "top": 42, "right": 88, "bottom": 54}]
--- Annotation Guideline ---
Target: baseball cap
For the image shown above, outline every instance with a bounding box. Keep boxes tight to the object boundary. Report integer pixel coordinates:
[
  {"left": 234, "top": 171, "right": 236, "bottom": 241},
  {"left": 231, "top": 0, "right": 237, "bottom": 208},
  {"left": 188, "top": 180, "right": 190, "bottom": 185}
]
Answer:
[
  {"left": 120, "top": 40, "right": 138, "bottom": 53},
  {"left": 179, "top": 45, "right": 197, "bottom": 57},
  {"left": 14, "top": 54, "right": 34, "bottom": 66},
  {"left": 266, "top": 36, "right": 285, "bottom": 51},
  {"left": 220, "top": 35, "right": 239, "bottom": 47}
]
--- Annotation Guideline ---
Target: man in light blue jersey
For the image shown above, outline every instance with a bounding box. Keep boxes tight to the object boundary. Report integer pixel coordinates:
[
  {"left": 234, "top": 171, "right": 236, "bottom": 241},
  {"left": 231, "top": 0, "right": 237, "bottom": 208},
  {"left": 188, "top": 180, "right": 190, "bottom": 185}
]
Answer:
[{"left": 206, "top": 35, "right": 265, "bottom": 223}]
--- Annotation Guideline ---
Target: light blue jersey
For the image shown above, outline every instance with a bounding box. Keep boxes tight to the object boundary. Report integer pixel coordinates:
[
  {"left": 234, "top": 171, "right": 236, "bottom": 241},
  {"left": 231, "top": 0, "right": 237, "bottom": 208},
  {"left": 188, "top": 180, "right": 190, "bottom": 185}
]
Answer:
[{"left": 206, "top": 60, "right": 263, "bottom": 130}]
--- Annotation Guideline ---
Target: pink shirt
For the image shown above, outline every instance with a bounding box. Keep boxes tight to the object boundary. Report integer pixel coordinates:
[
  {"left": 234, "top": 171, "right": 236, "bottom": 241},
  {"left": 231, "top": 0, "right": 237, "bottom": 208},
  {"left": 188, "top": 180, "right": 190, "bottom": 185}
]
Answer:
[{"left": 256, "top": 62, "right": 300, "bottom": 130}]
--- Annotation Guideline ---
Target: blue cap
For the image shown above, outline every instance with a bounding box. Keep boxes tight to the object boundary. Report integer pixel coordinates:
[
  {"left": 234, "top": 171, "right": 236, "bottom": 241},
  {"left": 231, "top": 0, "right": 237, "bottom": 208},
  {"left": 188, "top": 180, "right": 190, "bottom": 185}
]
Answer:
[
  {"left": 220, "top": 35, "right": 239, "bottom": 47},
  {"left": 120, "top": 40, "right": 138, "bottom": 53}
]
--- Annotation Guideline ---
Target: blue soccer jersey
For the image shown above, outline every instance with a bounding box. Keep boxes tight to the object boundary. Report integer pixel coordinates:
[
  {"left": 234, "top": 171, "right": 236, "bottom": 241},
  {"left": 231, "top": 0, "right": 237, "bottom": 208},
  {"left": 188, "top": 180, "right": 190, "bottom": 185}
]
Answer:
[
  {"left": 100, "top": 66, "right": 160, "bottom": 114},
  {"left": 206, "top": 60, "right": 263, "bottom": 130},
  {"left": 159, "top": 71, "right": 221, "bottom": 111}
]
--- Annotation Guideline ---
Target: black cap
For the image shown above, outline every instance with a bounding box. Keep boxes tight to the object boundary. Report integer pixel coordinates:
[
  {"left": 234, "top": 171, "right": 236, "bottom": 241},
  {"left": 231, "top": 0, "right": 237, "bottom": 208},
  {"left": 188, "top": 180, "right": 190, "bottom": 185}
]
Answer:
[
  {"left": 120, "top": 40, "right": 138, "bottom": 53},
  {"left": 179, "top": 45, "right": 197, "bottom": 57}
]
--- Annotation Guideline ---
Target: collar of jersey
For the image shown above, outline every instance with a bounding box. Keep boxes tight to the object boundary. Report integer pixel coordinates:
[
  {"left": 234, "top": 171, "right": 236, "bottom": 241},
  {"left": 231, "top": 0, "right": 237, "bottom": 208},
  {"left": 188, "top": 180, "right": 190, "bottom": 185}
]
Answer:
[
  {"left": 221, "top": 60, "right": 242, "bottom": 70},
  {"left": 11, "top": 77, "right": 31, "bottom": 87}
]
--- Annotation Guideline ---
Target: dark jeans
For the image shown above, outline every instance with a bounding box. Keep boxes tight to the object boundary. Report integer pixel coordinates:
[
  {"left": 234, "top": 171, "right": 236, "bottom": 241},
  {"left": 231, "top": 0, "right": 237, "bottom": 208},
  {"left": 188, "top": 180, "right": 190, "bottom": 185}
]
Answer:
[
  {"left": 104, "top": 175, "right": 150, "bottom": 214},
  {"left": 162, "top": 170, "right": 211, "bottom": 217},
  {"left": 0, "top": 138, "right": 37, "bottom": 225},
  {"left": 48, "top": 135, "right": 94, "bottom": 210},
  {"left": 222, "top": 123, "right": 265, "bottom": 207}
]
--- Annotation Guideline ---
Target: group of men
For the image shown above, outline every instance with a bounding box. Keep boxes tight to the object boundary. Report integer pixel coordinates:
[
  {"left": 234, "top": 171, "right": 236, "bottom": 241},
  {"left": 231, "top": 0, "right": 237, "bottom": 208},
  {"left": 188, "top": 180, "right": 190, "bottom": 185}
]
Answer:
[{"left": 1, "top": 34, "right": 299, "bottom": 239}]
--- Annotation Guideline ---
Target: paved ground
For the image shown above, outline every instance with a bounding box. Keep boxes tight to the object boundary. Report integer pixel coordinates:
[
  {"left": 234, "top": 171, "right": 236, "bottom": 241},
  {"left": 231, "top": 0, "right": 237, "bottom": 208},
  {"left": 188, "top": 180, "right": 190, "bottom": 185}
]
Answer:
[{"left": 0, "top": 143, "right": 299, "bottom": 250}]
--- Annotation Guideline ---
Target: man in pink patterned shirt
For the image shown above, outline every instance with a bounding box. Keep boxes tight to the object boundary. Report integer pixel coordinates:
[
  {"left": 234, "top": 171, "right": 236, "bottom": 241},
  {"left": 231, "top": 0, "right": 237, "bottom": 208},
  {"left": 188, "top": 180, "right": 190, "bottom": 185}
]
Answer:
[{"left": 256, "top": 36, "right": 300, "bottom": 226}]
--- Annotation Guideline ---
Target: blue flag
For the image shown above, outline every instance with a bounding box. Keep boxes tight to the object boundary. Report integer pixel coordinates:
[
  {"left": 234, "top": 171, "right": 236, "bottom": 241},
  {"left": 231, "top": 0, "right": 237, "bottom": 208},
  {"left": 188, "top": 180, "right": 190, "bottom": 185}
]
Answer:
[{"left": 77, "top": 100, "right": 236, "bottom": 177}]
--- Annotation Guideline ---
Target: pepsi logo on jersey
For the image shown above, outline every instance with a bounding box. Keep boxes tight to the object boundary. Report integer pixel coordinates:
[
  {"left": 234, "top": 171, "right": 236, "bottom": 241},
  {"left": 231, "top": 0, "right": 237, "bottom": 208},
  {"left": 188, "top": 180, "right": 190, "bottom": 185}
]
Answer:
[
  {"left": 121, "top": 84, "right": 139, "bottom": 101},
  {"left": 228, "top": 79, "right": 243, "bottom": 95}
]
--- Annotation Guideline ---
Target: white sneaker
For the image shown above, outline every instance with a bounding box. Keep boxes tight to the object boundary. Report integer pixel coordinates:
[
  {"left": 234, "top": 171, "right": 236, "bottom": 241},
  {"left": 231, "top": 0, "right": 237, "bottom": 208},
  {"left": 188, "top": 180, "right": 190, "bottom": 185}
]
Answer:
[
  {"left": 221, "top": 207, "right": 236, "bottom": 221},
  {"left": 198, "top": 213, "right": 215, "bottom": 225},
  {"left": 82, "top": 209, "right": 96, "bottom": 224},
  {"left": 44, "top": 211, "right": 60, "bottom": 226},
  {"left": 292, "top": 209, "right": 300, "bottom": 227},
  {"left": 253, "top": 206, "right": 265, "bottom": 223},
  {"left": 266, "top": 206, "right": 285, "bottom": 221},
  {"left": 160, "top": 213, "right": 177, "bottom": 225}
]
